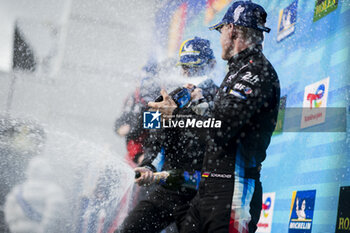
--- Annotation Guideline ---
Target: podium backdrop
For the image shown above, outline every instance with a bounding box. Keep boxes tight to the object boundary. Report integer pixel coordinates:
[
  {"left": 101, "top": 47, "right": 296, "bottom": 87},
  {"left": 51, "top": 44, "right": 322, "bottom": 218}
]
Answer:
[{"left": 153, "top": 0, "right": 349, "bottom": 232}]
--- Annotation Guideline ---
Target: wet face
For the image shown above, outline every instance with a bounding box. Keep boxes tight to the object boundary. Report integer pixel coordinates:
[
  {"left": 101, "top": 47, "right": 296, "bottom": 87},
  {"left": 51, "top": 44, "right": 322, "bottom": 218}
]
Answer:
[
  {"left": 181, "top": 65, "right": 191, "bottom": 77},
  {"left": 219, "top": 24, "right": 235, "bottom": 60},
  {"left": 181, "top": 65, "right": 205, "bottom": 77}
]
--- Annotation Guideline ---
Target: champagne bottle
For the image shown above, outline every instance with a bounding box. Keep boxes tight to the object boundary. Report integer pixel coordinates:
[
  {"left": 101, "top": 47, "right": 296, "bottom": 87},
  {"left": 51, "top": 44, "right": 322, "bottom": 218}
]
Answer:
[{"left": 135, "top": 170, "right": 201, "bottom": 190}]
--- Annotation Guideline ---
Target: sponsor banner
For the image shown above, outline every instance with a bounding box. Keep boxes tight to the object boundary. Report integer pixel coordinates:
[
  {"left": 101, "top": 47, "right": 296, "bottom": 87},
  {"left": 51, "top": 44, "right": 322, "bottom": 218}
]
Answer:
[
  {"left": 273, "top": 95, "right": 287, "bottom": 135},
  {"left": 277, "top": 0, "right": 298, "bottom": 42},
  {"left": 288, "top": 190, "right": 316, "bottom": 233},
  {"left": 313, "top": 0, "right": 338, "bottom": 22},
  {"left": 257, "top": 192, "right": 276, "bottom": 233},
  {"left": 335, "top": 186, "right": 350, "bottom": 232},
  {"left": 301, "top": 77, "right": 329, "bottom": 129}
]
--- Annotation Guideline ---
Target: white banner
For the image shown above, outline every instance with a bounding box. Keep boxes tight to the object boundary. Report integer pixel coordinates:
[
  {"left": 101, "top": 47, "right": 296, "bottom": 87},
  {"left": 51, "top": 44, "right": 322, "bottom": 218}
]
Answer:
[{"left": 257, "top": 192, "right": 276, "bottom": 233}]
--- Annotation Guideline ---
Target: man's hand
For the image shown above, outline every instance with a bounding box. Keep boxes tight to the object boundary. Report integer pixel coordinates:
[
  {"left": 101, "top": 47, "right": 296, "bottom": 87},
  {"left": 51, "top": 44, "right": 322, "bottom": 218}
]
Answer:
[
  {"left": 148, "top": 89, "right": 177, "bottom": 119},
  {"left": 183, "top": 83, "right": 203, "bottom": 100},
  {"left": 134, "top": 167, "right": 154, "bottom": 186},
  {"left": 190, "top": 88, "right": 203, "bottom": 100},
  {"left": 183, "top": 83, "right": 195, "bottom": 90}
]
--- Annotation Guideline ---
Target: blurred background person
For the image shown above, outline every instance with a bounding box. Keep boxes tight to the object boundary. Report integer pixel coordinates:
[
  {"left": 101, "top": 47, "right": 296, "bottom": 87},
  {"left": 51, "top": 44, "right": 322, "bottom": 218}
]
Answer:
[
  {"left": 114, "top": 61, "right": 161, "bottom": 167},
  {"left": 0, "top": 117, "right": 45, "bottom": 233},
  {"left": 5, "top": 157, "right": 69, "bottom": 233}
]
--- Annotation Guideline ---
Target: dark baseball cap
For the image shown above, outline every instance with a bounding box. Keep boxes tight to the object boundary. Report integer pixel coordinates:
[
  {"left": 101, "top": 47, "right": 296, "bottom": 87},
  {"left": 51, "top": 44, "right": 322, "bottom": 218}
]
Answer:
[{"left": 209, "top": 1, "right": 271, "bottom": 33}]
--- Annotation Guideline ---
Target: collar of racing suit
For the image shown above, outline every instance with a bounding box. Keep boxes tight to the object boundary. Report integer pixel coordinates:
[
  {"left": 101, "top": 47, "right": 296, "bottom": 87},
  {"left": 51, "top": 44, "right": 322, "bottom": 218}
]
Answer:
[{"left": 227, "top": 44, "right": 263, "bottom": 71}]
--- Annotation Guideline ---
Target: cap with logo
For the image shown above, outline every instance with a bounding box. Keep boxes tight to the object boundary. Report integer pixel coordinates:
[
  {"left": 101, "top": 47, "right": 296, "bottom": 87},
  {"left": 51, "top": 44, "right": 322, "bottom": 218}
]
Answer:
[
  {"left": 209, "top": 1, "right": 270, "bottom": 33},
  {"left": 177, "top": 37, "right": 215, "bottom": 67}
]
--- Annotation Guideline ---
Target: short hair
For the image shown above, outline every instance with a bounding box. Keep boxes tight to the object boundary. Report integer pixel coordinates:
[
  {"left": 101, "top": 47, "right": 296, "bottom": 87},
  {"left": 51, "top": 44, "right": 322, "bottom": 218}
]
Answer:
[{"left": 235, "top": 25, "right": 264, "bottom": 45}]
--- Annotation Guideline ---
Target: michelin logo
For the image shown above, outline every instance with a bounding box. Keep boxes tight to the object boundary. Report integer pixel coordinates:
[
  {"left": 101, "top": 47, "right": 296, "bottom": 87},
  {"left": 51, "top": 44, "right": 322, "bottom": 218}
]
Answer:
[
  {"left": 288, "top": 189, "right": 316, "bottom": 233},
  {"left": 143, "top": 111, "right": 161, "bottom": 129},
  {"left": 289, "top": 222, "right": 312, "bottom": 230}
]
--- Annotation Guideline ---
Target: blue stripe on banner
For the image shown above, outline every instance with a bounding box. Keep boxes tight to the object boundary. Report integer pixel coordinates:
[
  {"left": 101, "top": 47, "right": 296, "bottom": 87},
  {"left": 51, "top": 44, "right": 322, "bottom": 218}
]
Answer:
[
  {"left": 297, "top": 154, "right": 343, "bottom": 173},
  {"left": 303, "top": 46, "right": 325, "bottom": 67},
  {"left": 281, "top": 49, "right": 304, "bottom": 67},
  {"left": 268, "top": 138, "right": 346, "bottom": 161},
  {"left": 312, "top": 223, "right": 338, "bottom": 233},
  {"left": 264, "top": 167, "right": 350, "bottom": 187},
  {"left": 304, "top": 133, "right": 346, "bottom": 148},
  {"left": 330, "top": 47, "right": 349, "bottom": 67},
  {"left": 272, "top": 209, "right": 337, "bottom": 225}
]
